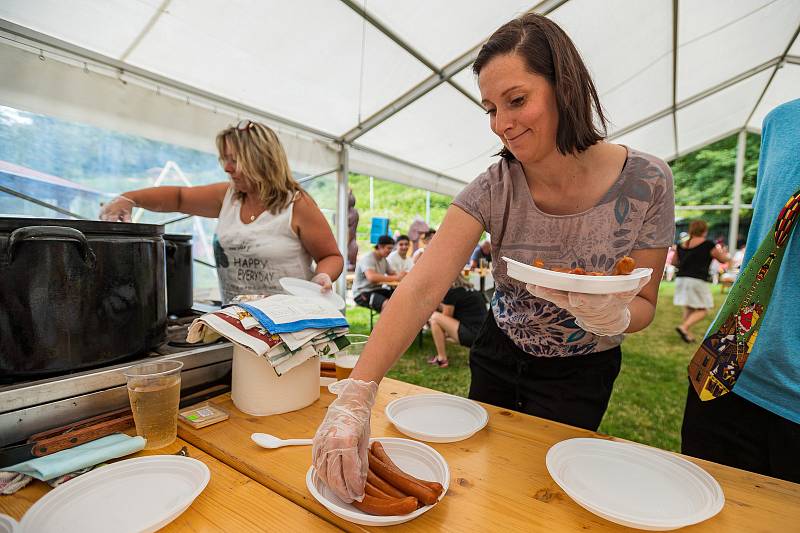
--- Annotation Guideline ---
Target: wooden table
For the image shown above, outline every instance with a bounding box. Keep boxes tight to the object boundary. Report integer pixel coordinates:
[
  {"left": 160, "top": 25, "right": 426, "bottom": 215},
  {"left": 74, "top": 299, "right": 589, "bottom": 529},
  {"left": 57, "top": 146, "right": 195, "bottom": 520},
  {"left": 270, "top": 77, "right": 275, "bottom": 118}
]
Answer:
[
  {"left": 177, "top": 379, "right": 800, "bottom": 532},
  {"left": 0, "top": 438, "right": 340, "bottom": 532}
]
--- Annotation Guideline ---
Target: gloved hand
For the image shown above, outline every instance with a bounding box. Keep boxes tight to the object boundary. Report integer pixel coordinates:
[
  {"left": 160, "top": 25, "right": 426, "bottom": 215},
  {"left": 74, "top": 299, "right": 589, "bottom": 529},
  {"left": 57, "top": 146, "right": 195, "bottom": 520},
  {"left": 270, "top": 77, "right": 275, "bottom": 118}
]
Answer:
[
  {"left": 99, "top": 195, "right": 136, "bottom": 222},
  {"left": 311, "top": 272, "right": 333, "bottom": 293},
  {"left": 526, "top": 274, "right": 651, "bottom": 336},
  {"left": 312, "top": 378, "right": 378, "bottom": 502}
]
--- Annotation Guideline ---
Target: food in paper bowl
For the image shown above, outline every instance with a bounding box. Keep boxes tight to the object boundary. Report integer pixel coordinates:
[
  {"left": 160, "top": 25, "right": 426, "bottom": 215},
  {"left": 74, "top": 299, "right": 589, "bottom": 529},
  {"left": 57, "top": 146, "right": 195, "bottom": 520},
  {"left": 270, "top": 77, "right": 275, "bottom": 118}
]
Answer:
[
  {"left": 307, "top": 438, "right": 448, "bottom": 526},
  {"left": 503, "top": 256, "right": 652, "bottom": 295},
  {"left": 531, "top": 256, "right": 636, "bottom": 276}
]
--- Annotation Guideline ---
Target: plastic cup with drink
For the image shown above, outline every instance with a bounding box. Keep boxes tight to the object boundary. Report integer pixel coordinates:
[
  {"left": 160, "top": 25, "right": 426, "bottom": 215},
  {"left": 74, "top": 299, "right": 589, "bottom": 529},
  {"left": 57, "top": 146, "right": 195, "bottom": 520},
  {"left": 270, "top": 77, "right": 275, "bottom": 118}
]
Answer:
[
  {"left": 335, "top": 334, "right": 368, "bottom": 381},
  {"left": 123, "top": 360, "right": 183, "bottom": 450}
]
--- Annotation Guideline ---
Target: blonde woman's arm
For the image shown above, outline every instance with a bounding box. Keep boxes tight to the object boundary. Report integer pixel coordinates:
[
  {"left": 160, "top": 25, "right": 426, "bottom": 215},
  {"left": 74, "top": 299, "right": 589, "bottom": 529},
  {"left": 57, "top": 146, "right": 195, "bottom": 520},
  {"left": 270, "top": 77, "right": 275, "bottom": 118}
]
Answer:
[
  {"left": 292, "top": 192, "right": 344, "bottom": 284},
  {"left": 100, "top": 182, "right": 228, "bottom": 221}
]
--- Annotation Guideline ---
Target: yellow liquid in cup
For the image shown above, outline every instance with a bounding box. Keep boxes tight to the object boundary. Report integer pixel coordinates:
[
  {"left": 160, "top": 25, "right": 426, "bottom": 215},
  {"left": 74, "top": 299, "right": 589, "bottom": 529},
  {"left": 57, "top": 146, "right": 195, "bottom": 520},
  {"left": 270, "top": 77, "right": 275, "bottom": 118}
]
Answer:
[
  {"left": 335, "top": 355, "right": 359, "bottom": 381},
  {"left": 128, "top": 377, "right": 181, "bottom": 449}
]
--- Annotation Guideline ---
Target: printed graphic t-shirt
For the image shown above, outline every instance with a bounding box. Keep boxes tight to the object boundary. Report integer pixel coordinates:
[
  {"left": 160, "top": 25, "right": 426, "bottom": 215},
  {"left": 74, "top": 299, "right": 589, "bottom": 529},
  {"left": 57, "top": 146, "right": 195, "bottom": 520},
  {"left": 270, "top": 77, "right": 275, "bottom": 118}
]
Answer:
[
  {"left": 452, "top": 148, "right": 675, "bottom": 357},
  {"left": 213, "top": 188, "right": 313, "bottom": 303}
]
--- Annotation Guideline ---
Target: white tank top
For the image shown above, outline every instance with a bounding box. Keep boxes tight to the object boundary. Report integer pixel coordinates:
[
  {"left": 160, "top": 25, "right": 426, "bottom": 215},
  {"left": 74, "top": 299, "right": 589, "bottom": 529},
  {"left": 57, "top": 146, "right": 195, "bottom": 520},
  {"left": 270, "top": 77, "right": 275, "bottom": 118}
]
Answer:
[{"left": 213, "top": 187, "right": 314, "bottom": 303}]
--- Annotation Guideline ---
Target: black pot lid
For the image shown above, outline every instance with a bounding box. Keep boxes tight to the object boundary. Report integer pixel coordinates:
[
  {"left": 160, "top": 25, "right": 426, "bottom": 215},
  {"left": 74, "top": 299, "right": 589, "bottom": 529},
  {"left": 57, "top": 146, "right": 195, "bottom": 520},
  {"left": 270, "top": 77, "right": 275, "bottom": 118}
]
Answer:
[
  {"left": 164, "top": 233, "right": 192, "bottom": 241},
  {"left": 0, "top": 216, "right": 164, "bottom": 237}
]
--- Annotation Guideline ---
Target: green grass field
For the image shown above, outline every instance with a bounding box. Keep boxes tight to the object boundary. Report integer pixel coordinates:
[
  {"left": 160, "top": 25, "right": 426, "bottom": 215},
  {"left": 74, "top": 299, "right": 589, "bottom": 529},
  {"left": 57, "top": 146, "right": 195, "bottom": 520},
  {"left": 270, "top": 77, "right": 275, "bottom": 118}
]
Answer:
[{"left": 345, "top": 282, "right": 725, "bottom": 452}]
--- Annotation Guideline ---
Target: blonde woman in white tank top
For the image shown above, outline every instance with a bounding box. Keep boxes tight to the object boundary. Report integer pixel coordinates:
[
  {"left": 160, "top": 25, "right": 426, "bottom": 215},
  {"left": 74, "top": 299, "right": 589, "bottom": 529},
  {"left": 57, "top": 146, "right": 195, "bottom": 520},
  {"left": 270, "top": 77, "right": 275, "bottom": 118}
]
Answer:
[{"left": 100, "top": 120, "right": 343, "bottom": 304}]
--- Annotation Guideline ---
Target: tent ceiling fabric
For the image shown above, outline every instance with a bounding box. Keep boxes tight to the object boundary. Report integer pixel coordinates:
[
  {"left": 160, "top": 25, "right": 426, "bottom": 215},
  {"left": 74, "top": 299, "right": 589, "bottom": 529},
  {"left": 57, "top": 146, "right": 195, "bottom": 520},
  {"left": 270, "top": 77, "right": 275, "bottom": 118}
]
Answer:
[{"left": 1, "top": 0, "right": 799, "bottom": 191}]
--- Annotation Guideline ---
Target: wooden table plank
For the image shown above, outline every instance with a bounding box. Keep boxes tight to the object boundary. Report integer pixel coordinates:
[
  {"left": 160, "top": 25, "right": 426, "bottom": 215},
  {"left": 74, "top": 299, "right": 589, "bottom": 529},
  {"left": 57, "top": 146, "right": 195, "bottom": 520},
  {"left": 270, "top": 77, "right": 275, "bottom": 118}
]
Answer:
[
  {"left": 178, "top": 379, "right": 800, "bottom": 532},
  {"left": 0, "top": 438, "right": 341, "bottom": 532}
]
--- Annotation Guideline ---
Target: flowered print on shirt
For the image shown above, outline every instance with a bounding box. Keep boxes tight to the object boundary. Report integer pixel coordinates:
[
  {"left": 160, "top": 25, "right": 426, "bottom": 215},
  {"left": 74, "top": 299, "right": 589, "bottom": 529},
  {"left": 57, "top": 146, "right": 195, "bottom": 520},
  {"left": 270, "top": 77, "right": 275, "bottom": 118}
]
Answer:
[
  {"left": 493, "top": 284, "right": 598, "bottom": 356},
  {"left": 453, "top": 148, "right": 675, "bottom": 358}
]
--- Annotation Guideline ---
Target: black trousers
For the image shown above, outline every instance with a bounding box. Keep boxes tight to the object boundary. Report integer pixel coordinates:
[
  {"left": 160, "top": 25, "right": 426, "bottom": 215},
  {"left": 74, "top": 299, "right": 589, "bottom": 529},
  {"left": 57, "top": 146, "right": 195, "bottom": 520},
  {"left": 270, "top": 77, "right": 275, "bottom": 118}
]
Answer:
[
  {"left": 682, "top": 384, "right": 800, "bottom": 483},
  {"left": 468, "top": 312, "right": 622, "bottom": 431}
]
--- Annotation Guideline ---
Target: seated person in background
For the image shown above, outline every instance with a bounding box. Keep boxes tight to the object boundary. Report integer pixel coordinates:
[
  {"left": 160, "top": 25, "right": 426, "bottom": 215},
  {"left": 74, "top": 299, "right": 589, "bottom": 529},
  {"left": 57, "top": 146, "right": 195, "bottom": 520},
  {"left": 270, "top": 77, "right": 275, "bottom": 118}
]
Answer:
[
  {"left": 469, "top": 240, "right": 492, "bottom": 269},
  {"left": 412, "top": 229, "right": 436, "bottom": 264},
  {"left": 387, "top": 234, "right": 414, "bottom": 274},
  {"left": 427, "top": 276, "right": 488, "bottom": 368},
  {"left": 353, "top": 235, "right": 406, "bottom": 312}
]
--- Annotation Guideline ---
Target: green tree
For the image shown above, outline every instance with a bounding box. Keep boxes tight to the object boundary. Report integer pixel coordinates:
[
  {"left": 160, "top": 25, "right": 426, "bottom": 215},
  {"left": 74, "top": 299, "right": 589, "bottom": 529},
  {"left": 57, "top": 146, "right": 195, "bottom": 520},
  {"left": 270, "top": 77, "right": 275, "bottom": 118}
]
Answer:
[
  {"left": 348, "top": 174, "right": 451, "bottom": 254},
  {"left": 669, "top": 132, "right": 760, "bottom": 236}
]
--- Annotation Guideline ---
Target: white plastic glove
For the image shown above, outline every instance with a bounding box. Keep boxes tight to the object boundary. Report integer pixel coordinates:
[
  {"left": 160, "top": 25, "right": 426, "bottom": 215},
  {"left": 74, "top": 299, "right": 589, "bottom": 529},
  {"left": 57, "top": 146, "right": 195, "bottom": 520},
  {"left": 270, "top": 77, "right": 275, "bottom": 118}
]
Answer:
[
  {"left": 526, "top": 274, "right": 651, "bottom": 336},
  {"left": 311, "top": 272, "right": 333, "bottom": 293},
  {"left": 99, "top": 195, "right": 136, "bottom": 222},
  {"left": 312, "top": 378, "right": 378, "bottom": 502}
]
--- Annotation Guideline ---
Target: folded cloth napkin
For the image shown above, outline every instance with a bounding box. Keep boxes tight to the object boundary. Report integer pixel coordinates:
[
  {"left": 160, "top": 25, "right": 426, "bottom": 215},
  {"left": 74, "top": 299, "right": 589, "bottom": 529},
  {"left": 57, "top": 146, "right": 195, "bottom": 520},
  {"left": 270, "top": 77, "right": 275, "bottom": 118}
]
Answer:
[
  {"left": 187, "top": 302, "right": 349, "bottom": 376},
  {"left": 1, "top": 466, "right": 103, "bottom": 495},
  {"left": 238, "top": 294, "right": 347, "bottom": 333},
  {"left": 2, "top": 434, "right": 145, "bottom": 481},
  {"left": 0, "top": 471, "right": 32, "bottom": 494}
]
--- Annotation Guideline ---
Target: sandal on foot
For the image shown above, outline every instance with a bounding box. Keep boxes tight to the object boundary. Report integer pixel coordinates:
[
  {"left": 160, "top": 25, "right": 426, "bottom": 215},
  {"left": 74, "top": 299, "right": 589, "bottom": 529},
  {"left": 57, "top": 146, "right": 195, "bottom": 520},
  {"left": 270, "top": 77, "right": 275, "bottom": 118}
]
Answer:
[
  {"left": 436, "top": 359, "right": 449, "bottom": 368},
  {"left": 675, "top": 327, "right": 691, "bottom": 343},
  {"left": 427, "top": 356, "right": 439, "bottom": 365}
]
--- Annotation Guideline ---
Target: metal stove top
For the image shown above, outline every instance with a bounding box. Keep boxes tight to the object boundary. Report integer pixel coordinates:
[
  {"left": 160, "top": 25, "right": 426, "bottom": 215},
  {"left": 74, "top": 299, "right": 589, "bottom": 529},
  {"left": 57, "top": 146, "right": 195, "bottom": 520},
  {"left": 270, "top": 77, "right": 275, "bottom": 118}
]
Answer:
[{"left": 0, "top": 307, "right": 233, "bottom": 447}]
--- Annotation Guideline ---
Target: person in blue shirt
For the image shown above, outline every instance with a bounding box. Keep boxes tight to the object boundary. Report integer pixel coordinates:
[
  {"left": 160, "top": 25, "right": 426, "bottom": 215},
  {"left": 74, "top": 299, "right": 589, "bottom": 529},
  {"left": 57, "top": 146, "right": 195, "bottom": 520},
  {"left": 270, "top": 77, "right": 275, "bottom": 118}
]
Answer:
[
  {"left": 681, "top": 99, "right": 800, "bottom": 483},
  {"left": 469, "top": 240, "right": 492, "bottom": 269}
]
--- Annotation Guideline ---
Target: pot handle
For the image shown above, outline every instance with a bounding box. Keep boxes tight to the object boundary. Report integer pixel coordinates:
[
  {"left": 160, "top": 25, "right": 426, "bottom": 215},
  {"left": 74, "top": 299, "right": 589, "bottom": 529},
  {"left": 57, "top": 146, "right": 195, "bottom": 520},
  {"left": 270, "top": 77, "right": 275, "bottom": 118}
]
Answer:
[
  {"left": 165, "top": 239, "right": 176, "bottom": 257},
  {"left": 3, "top": 226, "right": 97, "bottom": 268}
]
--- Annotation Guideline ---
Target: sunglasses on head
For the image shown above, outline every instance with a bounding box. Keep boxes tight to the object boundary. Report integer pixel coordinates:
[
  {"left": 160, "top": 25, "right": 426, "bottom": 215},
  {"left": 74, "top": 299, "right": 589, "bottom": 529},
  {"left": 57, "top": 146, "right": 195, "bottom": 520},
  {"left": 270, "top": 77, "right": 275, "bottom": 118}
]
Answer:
[{"left": 236, "top": 119, "right": 256, "bottom": 131}]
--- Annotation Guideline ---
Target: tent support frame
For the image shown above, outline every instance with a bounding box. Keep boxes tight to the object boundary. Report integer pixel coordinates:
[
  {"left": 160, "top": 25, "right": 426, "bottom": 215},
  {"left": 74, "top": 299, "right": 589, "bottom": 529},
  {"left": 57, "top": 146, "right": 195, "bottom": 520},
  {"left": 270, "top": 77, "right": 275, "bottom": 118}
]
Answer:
[
  {"left": 339, "top": 0, "right": 569, "bottom": 144},
  {"left": 728, "top": 130, "right": 747, "bottom": 252},
  {"left": 336, "top": 144, "right": 350, "bottom": 303},
  {"left": 744, "top": 23, "right": 800, "bottom": 128}
]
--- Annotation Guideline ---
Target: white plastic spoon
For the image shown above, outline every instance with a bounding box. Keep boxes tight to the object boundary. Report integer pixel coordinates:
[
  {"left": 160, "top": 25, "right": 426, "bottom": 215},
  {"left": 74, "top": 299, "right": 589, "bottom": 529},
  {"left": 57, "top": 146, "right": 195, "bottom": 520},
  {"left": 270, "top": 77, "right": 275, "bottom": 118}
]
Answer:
[{"left": 251, "top": 432, "right": 313, "bottom": 449}]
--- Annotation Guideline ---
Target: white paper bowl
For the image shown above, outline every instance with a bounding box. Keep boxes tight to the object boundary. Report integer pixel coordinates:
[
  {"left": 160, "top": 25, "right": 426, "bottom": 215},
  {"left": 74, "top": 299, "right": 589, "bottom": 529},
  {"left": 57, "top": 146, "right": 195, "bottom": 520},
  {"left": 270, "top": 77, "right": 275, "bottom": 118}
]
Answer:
[
  {"left": 385, "top": 393, "right": 488, "bottom": 443},
  {"left": 546, "top": 438, "right": 724, "bottom": 531},
  {"left": 306, "top": 437, "right": 449, "bottom": 526},
  {"left": 503, "top": 256, "right": 652, "bottom": 294},
  {"left": 0, "top": 514, "right": 17, "bottom": 533}
]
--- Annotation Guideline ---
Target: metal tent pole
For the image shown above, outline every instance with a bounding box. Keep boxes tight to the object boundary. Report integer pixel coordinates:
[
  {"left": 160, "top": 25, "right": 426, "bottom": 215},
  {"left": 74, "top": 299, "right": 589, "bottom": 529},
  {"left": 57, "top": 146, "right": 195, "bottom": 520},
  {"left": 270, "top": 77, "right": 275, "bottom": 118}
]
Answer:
[
  {"left": 336, "top": 144, "right": 350, "bottom": 304},
  {"left": 425, "top": 191, "right": 431, "bottom": 224},
  {"left": 729, "top": 130, "right": 747, "bottom": 252}
]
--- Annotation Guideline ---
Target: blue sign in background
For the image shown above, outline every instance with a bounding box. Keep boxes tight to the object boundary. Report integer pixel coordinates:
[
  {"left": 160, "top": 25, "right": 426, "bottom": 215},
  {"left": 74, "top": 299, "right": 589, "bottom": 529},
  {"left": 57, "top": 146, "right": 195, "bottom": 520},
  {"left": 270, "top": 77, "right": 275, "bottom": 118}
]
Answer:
[{"left": 369, "top": 217, "right": 390, "bottom": 244}]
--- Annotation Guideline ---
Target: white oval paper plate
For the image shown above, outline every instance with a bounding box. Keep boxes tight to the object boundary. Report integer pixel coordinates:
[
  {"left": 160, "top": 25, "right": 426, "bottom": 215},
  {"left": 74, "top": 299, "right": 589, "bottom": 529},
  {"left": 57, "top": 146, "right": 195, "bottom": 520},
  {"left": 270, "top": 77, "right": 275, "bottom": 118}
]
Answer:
[
  {"left": 280, "top": 277, "right": 345, "bottom": 309},
  {"left": 546, "top": 438, "right": 724, "bottom": 531},
  {"left": 0, "top": 514, "right": 17, "bottom": 533},
  {"left": 306, "top": 437, "right": 449, "bottom": 527},
  {"left": 385, "top": 394, "right": 488, "bottom": 443},
  {"left": 19, "top": 456, "right": 210, "bottom": 533},
  {"left": 502, "top": 257, "right": 652, "bottom": 294}
]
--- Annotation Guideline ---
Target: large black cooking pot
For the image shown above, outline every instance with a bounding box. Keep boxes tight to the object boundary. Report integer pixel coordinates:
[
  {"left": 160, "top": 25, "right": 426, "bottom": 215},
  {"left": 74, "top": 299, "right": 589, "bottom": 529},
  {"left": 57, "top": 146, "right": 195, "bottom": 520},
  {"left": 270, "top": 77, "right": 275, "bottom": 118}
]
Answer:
[
  {"left": 164, "top": 234, "right": 193, "bottom": 316},
  {"left": 0, "top": 217, "right": 167, "bottom": 377}
]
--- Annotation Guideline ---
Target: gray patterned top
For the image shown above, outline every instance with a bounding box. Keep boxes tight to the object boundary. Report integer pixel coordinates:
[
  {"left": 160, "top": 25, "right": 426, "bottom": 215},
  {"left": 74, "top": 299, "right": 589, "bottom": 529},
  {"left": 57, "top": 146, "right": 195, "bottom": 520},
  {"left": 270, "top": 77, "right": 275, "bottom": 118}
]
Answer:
[{"left": 452, "top": 147, "right": 675, "bottom": 357}]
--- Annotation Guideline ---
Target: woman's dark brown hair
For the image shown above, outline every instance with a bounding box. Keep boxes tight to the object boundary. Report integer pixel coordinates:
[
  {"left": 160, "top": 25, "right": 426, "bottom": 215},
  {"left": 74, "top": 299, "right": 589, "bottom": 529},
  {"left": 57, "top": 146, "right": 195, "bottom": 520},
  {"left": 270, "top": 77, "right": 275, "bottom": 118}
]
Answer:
[
  {"left": 688, "top": 220, "right": 708, "bottom": 237},
  {"left": 473, "top": 13, "right": 608, "bottom": 157}
]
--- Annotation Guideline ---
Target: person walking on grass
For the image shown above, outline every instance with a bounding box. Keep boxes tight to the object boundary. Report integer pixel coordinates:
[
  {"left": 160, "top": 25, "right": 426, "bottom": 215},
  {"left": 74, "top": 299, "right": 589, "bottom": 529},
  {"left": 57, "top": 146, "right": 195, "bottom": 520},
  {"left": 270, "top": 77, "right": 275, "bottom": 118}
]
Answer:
[{"left": 672, "top": 220, "right": 730, "bottom": 343}]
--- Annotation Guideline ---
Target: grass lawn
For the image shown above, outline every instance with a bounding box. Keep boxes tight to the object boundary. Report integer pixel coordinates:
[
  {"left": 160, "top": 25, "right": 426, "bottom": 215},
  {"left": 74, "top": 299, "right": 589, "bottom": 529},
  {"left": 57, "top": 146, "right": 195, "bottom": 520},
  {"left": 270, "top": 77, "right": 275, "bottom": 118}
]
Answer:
[{"left": 345, "top": 282, "right": 726, "bottom": 452}]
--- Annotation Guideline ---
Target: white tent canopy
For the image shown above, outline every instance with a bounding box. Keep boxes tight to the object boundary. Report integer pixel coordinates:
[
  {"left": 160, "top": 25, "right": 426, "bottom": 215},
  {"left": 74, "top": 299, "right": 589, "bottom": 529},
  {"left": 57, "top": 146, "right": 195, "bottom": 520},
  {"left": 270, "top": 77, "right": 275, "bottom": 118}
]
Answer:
[{"left": 2, "top": 0, "right": 798, "bottom": 194}]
